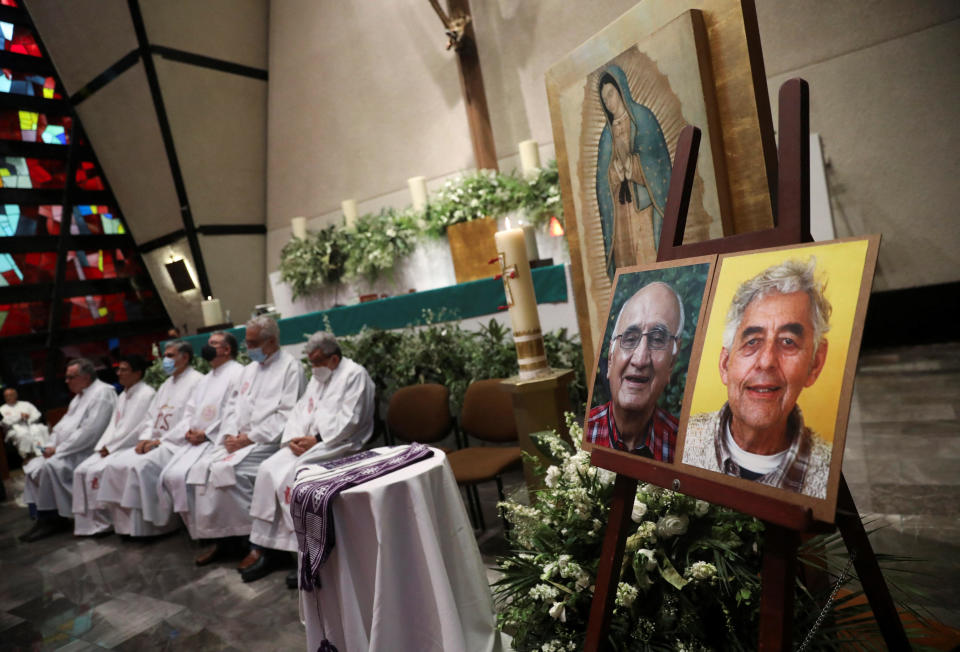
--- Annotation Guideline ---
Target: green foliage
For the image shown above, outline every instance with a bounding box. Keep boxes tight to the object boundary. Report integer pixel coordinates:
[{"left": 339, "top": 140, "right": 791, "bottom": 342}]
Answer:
[
  {"left": 495, "top": 419, "right": 919, "bottom": 651},
  {"left": 277, "top": 162, "right": 564, "bottom": 289},
  {"left": 338, "top": 316, "right": 586, "bottom": 415},
  {"left": 343, "top": 207, "right": 419, "bottom": 282},
  {"left": 590, "top": 263, "right": 711, "bottom": 416},
  {"left": 278, "top": 225, "right": 349, "bottom": 299}
]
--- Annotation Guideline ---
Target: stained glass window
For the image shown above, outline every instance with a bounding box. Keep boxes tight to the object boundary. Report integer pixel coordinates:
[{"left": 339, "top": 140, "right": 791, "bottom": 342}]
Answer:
[
  {"left": 0, "top": 109, "right": 72, "bottom": 143},
  {"left": 0, "top": 204, "right": 62, "bottom": 236},
  {"left": 0, "top": 70, "right": 59, "bottom": 98},
  {"left": 0, "top": 299, "right": 50, "bottom": 336},
  {"left": 0, "top": 21, "right": 42, "bottom": 57}
]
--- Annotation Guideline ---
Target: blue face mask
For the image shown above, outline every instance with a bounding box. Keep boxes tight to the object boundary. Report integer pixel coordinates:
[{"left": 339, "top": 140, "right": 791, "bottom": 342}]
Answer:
[
  {"left": 161, "top": 357, "right": 176, "bottom": 375},
  {"left": 247, "top": 347, "right": 266, "bottom": 364}
]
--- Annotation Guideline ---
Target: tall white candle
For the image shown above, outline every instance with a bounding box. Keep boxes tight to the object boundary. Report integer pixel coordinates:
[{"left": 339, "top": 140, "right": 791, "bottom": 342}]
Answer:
[
  {"left": 520, "top": 223, "right": 540, "bottom": 261},
  {"left": 408, "top": 176, "right": 428, "bottom": 211},
  {"left": 291, "top": 216, "right": 307, "bottom": 239},
  {"left": 494, "top": 225, "right": 548, "bottom": 379},
  {"left": 201, "top": 297, "right": 224, "bottom": 327},
  {"left": 342, "top": 199, "right": 358, "bottom": 229},
  {"left": 518, "top": 140, "right": 540, "bottom": 179}
]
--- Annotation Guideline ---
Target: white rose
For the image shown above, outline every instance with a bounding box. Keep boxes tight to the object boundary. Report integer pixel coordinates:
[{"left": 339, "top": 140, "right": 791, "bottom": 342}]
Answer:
[
  {"left": 694, "top": 500, "right": 710, "bottom": 516},
  {"left": 545, "top": 466, "right": 561, "bottom": 488},
  {"left": 631, "top": 498, "right": 648, "bottom": 523},
  {"left": 656, "top": 514, "right": 690, "bottom": 538},
  {"left": 637, "top": 548, "right": 657, "bottom": 571},
  {"left": 549, "top": 601, "right": 567, "bottom": 622}
]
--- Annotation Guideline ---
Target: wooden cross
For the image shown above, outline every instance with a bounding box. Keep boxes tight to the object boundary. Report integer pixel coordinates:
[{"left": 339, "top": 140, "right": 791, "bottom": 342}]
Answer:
[{"left": 428, "top": 0, "right": 499, "bottom": 171}]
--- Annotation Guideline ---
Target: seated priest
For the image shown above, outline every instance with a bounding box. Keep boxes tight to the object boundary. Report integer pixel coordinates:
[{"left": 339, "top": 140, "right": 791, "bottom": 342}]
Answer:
[
  {"left": 2, "top": 386, "right": 49, "bottom": 461},
  {"left": 19, "top": 358, "right": 116, "bottom": 542},
  {"left": 156, "top": 331, "right": 245, "bottom": 538},
  {"left": 240, "top": 331, "right": 375, "bottom": 584},
  {"left": 97, "top": 340, "right": 204, "bottom": 536},
  {"left": 192, "top": 316, "right": 304, "bottom": 566},
  {"left": 72, "top": 355, "right": 155, "bottom": 536}
]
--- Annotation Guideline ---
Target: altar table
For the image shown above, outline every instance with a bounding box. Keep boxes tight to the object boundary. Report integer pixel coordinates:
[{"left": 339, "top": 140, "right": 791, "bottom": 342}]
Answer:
[{"left": 298, "top": 450, "right": 502, "bottom": 652}]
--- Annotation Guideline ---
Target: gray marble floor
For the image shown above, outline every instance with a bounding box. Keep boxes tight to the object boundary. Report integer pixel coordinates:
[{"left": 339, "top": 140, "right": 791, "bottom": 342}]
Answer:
[{"left": 2, "top": 342, "right": 958, "bottom": 650}]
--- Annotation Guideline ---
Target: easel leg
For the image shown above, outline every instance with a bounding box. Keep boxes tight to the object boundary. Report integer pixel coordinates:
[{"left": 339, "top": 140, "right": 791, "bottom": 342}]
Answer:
[
  {"left": 759, "top": 524, "right": 800, "bottom": 651},
  {"left": 583, "top": 474, "right": 637, "bottom": 652},
  {"left": 836, "top": 475, "right": 912, "bottom": 650}
]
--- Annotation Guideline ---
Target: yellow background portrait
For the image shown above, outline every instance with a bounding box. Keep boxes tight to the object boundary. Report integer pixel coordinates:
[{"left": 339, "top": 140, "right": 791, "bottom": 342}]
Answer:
[{"left": 687, "top": 239, "right": 870, "bottom": 443}]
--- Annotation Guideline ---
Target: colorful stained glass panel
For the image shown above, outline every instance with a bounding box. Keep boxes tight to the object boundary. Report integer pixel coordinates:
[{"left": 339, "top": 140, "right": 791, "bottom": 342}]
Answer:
[
  {"left": 0, "top": 21, "right": 42, "bottom": 57},
  {"left": 0, "top": 70, "right": 59, "bottom": 98},
  {"left": 0, "top": 109, "right": 71, "bottom": 143}
]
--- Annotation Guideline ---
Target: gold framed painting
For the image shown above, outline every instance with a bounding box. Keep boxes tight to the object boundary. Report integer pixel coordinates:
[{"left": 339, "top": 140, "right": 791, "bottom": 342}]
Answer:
[{"left": 546, "top": 0, "right": 777, "bottom": 372}]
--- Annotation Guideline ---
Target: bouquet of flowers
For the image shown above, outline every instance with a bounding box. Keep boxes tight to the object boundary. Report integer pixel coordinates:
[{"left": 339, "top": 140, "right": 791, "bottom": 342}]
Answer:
[{"left": 494, "top": 415, "right": 917, "bottom": 651}]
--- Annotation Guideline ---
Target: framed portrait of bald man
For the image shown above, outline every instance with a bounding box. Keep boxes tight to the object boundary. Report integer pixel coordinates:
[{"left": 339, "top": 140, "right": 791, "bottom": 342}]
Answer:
[
  {"left": 677, "top": 236, "right": 881, "bottom": 522},
  {"left": 583, "top": 255, "right": 715, "bottom": 466}
]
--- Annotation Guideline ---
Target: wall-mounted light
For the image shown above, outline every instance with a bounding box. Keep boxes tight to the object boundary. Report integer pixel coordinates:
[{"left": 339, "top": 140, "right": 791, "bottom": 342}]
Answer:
[{"left": 165, "top": 256, "right": 196, "bottom": 293}]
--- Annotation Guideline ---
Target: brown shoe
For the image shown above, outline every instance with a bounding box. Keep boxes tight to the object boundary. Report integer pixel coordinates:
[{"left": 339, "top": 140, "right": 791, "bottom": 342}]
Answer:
[
  {"left": 195, "top": 544, "right": 221, "bottom": 566},
  {"left": 236, "top": 548, "right": 262, "bottom": 572}
]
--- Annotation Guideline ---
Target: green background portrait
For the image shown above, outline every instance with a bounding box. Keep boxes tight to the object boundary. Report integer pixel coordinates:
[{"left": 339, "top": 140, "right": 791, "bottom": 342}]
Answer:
[{"left": 591, "top": 262, "right": 711, "bottom": 417}]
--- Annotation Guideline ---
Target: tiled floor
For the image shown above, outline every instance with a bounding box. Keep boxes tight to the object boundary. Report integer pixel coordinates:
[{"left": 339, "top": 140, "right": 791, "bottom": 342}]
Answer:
[{"left": 1, "top": 342, "right": 958, "bottom": 650}]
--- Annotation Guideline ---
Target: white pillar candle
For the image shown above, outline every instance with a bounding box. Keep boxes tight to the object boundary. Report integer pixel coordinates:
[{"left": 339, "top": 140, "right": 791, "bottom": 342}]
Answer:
[
  {"left": 520, "top": 223, "right": 540, "bottom": 261},
  {"left": 201, "top": 297, "right": 223, "bottom": 327},
  {"left": 494, "top": 226, "right": 549, "bottom": 379},
  {"left": 408, "top": 176, "right": 428, "bottom": 211},
  {"left": 518, "top": 140, "right": 540, "bottom": 179},
  {"left": 291, "top": 216, "right": 307, "bottom": 239},
  {"left": 342, "top": 199, "right": 358, "bottom": 229}
]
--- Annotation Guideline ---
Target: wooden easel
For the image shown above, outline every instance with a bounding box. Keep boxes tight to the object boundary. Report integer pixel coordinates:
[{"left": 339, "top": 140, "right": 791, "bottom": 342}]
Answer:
[{"left": 583, "top": 79, "right": 911, "bottom": 651}]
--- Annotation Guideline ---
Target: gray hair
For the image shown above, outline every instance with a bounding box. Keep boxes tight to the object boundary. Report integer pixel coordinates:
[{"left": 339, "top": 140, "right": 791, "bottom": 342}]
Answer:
[
  {"left": 246, "top": 315, "right": 279, "bottom": 342},
  {"left": 609, "top": 281, "right": 685, "bottom": 355},
  {"left": 722, "top": 257, "right": 832, "bottom": 352},
  {"left": 304, "top": 331, "right": 341, "bottom": 358},
  {"left": 165, "top": 339, "right": 194, "bottom": 362},
  {"left": 68, "top": 357, "right": 97, "bottom": 379}
]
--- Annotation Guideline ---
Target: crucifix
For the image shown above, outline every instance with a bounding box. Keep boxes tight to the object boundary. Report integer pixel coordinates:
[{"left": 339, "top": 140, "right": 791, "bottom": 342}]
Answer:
[{"left": 428, "top": 0, "right": 499, "bottom": 171}]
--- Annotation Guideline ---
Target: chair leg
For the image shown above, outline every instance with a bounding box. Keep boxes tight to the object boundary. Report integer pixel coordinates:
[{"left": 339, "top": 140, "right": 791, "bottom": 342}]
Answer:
[{"left": 470, "top": 484, "right": 486, "bottom": 532}]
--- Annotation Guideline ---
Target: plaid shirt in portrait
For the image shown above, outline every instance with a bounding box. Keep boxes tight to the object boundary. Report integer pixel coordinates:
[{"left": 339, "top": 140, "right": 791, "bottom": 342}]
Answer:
[{"left": 586, "top": 401, "right": 678, "bottom": 463}]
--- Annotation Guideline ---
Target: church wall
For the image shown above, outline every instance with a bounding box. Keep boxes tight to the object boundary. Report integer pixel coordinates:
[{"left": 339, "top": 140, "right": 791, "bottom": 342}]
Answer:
[{"left": 266, "top": 0, "right": 959, "bottom": 301}]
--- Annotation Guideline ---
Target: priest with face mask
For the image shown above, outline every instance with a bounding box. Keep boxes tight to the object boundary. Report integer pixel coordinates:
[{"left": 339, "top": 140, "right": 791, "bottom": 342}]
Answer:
[
  {"left": 97, "top": 340, "right": 204, "bottom": 536},
  {"left": 156, "top": 331, "right": 245, "bottom": 537},
  {"left": 72, "top": 354, "right": 155, "bottom": 536},
  {"left": 238, "top": 331, "right": 375, "bottom": 584},
  {"left": 192, "top": 315, "right": 304, "bottom": 565}
]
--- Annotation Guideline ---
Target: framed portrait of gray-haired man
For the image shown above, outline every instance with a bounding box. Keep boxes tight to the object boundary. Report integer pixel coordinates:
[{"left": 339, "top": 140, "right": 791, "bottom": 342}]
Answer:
[
  {"left": 676, "top": 236, "right": 881, "bottom": 523},
  {"left": 583, "top": 255, "right": 715, "bottom": 468}
]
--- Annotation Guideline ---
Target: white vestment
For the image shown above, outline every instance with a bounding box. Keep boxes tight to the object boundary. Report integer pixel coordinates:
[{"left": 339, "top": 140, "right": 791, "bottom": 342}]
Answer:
[
  {"left": 156, "top": 359, "right": 245, "bottom": 538},
  {"left": 22, "top": 380, "right": 116, "bottom": 516},
  {"left": 72, "top": 381, "right": 156, "bottom": 535},
  {"left": 97, "top": 367, "right": 204, "bottom": 535},
  {"left": 249, "top": 358, "right": 376, "bottom": 551},
  {"left": 2, "top": 399, "right": 48, "bottom": 457},
  {"left": 192, "top": 349, "right": 304, "bottom": 539}
]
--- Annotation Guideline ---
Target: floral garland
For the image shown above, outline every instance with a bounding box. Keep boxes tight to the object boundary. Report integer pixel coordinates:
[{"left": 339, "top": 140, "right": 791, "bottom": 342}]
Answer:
[
  {"left": 495, "top": 415, "right": 908, "bottom": 651},
  {"left": 278, "top": 162, "right": 563, "bottom": 298}
]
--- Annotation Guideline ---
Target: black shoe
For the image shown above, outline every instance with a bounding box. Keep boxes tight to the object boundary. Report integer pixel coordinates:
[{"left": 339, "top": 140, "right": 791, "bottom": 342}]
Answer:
[
  {"left": 19, "top": 516, "right": 70, "bottom": 542},
  {"left": 286, "top": 569, "right": 298, "bottom": 590},
  {"left": 240, "top": 551, "right": 279, "bottom": 583},
  {"left": 18, "top": 520, "right": 43, "bottom": 542}
]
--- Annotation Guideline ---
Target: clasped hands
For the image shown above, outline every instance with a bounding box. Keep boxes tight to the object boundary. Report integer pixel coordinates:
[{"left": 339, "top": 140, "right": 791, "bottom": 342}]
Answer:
[
  {"left": 185, "top": 428, "right": 207, "bottom": 446},
  {"left": 223, "top": 433, "right": 253, "bottom": 453},
  {"left": 288, "top": 435, "right": 318, "bottom": 457},
  {"left": 135, "top": 439, "right": 161, "bottom": 454}
]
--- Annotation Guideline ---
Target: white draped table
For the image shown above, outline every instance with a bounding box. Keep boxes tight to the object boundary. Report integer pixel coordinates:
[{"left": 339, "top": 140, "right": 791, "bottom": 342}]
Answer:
[{"left": 298, "top": 449, "right": 502, "bottom": 652}]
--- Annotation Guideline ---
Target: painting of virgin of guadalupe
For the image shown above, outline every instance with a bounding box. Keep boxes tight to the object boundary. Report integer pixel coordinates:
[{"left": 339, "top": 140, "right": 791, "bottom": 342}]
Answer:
[{"left": 595, "top": 66, "right": 672, "bottom": 280}]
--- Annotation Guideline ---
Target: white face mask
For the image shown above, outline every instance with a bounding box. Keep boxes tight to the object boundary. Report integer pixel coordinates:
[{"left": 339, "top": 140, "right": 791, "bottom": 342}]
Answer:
[{"left": 312, "top": 366, "right": 332, "bottom": 383}]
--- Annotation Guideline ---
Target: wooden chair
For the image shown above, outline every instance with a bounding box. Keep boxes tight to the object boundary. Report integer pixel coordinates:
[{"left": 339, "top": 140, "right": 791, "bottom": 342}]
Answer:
[
  {"left": 446, "top": 378, "right": 521, "bottom": 531},
  {"left": 385, "top": 383, "right": 454, "bottom": 449}
]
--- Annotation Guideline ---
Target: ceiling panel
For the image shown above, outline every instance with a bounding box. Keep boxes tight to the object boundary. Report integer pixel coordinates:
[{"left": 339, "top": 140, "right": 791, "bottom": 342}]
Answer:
[
  {"left": 75, "top": 61, "right": 183, "bottom": 244},
  {"left": 139, "top": 0, "right": 268, "bottom": 70},
  {"left": 25, "top": 0, "right": 137, "bottom": 96},
  {"left": 155, "top": 57, "right": 266, "bottom": 227}
]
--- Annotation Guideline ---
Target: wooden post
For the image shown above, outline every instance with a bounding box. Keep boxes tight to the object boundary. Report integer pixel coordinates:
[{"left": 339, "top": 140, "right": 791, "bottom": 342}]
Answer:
[{"left": 447, "top": 0, "right": 498, "bottom": 171}]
